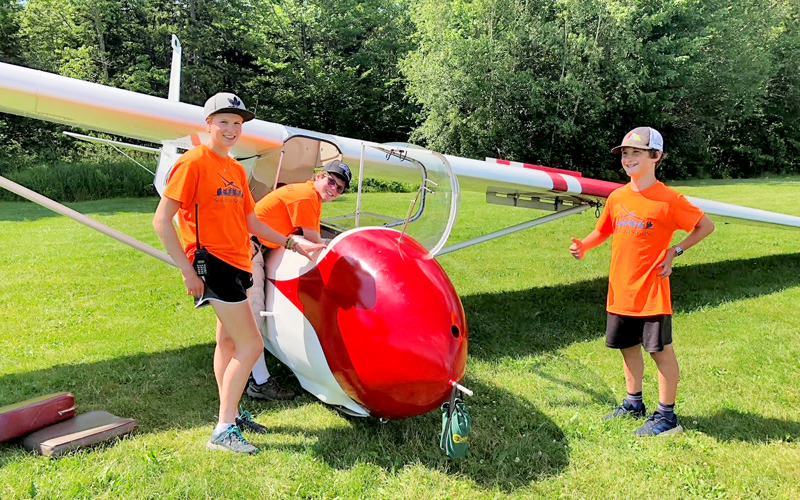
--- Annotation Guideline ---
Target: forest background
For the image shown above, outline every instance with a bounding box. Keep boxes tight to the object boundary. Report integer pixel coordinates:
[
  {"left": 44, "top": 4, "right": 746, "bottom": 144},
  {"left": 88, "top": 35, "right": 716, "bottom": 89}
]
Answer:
[{"left": 0, "top": 0, "right": 798, "bottom": 200}]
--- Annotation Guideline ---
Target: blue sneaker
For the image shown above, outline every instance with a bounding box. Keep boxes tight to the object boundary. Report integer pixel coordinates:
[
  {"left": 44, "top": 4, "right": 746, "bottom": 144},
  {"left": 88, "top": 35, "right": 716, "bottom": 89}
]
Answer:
[
  {"left": 634, "top": 411, "right": 683, "bottom": 436},
  {"left": 603, "top": 400, "right": 646, "bottom": 421},
  {"left": 206, "top": 425, "right": 258, "bottom": 453}
]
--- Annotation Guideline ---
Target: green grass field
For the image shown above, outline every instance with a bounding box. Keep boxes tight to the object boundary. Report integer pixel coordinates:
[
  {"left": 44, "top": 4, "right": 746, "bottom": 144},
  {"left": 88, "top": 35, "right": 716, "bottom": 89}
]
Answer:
[{"left": 1, "top": 178, "right": 799, "bottom": 499}]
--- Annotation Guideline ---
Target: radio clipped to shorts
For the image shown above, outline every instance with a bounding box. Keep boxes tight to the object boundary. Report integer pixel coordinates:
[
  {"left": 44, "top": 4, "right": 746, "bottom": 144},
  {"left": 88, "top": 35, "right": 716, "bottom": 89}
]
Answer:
[{"left": 193, "top": 204, "right": 209, "bottom": 277}]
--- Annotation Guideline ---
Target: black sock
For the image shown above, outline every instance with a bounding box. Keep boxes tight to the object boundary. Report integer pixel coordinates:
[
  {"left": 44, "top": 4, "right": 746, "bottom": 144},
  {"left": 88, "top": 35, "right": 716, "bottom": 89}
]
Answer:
[
  {"left": 656, "top": 402, "right": 675, "bottom": 419},
  {"left": 625, "top": 392, "right": 643, "bottom": 407}
]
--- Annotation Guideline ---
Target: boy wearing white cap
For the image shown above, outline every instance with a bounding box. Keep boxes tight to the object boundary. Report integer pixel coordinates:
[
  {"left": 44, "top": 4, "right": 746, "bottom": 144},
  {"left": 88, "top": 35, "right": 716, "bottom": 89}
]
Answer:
[
  {"left": 153, "top": 93, "right": 323, "bottom": 453},
  {"left": 569, "top": 127, "right": 715, "bottom": 436}
]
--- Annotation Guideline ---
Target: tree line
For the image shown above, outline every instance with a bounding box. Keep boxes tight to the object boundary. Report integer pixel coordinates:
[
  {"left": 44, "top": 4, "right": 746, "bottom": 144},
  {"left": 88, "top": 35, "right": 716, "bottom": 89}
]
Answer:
[{"left": 1, "top": 0, "right": 798, "bottom": 183}]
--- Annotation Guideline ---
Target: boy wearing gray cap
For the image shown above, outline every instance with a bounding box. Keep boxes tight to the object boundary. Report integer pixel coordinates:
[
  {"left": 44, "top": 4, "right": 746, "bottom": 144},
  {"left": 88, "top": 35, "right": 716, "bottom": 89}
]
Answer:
[
  {"left": 153, "top": 93, "right": 323, "bottom": 453},
  {"left": 569, "top": 127, "right": 715, "bottom": 436}
]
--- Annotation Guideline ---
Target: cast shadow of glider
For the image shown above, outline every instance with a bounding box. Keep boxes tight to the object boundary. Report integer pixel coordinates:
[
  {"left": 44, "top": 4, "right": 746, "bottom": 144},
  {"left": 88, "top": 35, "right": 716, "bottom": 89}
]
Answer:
[
  {"left": 685, "top": 409, "right": 800, "bottom": 444},
  {"left": 0, "top": 198, "right": 158, "bottom": 222},
  {"left": 461, "top": 253, "right": 800, "bottom": 360},
  {"left": 268, "top": 377, "right": 569, "bottom": 492},
  {"left": 0, "top": 350, "right": 568, "bottom": 492}
]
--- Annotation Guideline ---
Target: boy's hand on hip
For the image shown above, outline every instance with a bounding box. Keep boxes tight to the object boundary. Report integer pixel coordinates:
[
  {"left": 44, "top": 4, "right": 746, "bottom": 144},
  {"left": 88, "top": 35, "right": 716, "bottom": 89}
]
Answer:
[
  {"left": 569, "top": 237, "right": 585, "bottom": 260},
  {"left": 657, "top": 254, "right": 674, "bottom": 278}
]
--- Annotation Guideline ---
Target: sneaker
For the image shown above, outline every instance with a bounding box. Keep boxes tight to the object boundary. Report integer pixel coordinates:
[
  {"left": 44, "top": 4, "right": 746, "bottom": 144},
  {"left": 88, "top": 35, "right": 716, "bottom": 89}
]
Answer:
[
  {"left": 603, "top": 400, "right": 646, "bottom": 421},
  {"left": 206, "top": 425, "right": 258, "bottom": 454},
  {"left": 634, "top": 412, "right": 684, "bottom": 436},
  {"left": 245, "top": 377, "right": 296, "bottom": 401},
  {"left": 236, "top": 409, "right": 268, "bottom": 434}
]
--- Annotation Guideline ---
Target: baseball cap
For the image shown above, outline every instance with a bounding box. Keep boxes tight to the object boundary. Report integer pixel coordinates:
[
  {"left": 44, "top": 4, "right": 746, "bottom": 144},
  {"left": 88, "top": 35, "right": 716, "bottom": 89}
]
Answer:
[
  {"left": 203, "top": 92, "right": 255, "bottom": 122},
  {"left": 323, "top": 160, "right": 352, "bottom": 190},
  {"left": 611, "top": 127, "right": 664, "bottom": 154}
]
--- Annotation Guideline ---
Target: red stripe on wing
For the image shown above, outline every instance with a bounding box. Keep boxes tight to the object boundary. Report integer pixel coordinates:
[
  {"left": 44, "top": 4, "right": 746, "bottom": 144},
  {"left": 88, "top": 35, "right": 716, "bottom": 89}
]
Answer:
[{"left": 523, "top": 163, "right": 583, "bottom": 177}]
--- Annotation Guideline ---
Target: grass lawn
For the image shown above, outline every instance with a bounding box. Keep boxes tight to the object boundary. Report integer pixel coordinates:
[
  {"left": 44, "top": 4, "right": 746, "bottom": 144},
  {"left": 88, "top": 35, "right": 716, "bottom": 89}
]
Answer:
[{"left": 1, "top": 178, "right": 799, "bottom": 499}]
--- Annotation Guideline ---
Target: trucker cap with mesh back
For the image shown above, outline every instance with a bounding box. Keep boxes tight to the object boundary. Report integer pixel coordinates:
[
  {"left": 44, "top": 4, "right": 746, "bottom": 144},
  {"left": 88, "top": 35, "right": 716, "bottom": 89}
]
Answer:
[{"left": 611, "top": 127, "right": 663, "bottom": 154}]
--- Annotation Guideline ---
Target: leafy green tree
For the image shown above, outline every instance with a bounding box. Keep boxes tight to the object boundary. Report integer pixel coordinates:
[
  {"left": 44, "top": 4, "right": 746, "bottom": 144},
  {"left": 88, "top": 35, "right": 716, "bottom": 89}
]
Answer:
[
  {"left": 245, "top": 0, "right": 417, "bottom": 142},
  {"left": 402, "top": 0, "right": 800, "bottom": 179}
]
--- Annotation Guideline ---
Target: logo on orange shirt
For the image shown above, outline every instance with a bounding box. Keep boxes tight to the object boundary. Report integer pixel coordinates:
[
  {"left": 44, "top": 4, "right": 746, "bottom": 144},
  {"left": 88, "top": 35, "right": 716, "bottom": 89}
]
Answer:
[
  {"left": 216, "top": 172, "right": 244, "bottom": 200},
  {"left": 617, "top": 205, "right": 653, "bottom": 231}
]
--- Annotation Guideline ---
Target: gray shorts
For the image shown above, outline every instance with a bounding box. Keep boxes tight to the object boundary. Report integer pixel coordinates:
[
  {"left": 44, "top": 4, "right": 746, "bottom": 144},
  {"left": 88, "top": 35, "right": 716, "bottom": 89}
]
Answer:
[{"left": 605, "top": 313, "right": 672, "bottom": 353}]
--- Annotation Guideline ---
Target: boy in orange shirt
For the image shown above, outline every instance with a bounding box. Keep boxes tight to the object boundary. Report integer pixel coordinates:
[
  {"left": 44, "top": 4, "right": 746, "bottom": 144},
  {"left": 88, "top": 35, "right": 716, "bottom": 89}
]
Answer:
[
  {"left": 153, "top": 93, "right": 323, "bottom": 453},
  {"left": 246, "top": 160, "right": 351, "bottom": 400},
  {"left": 569, "top": 127, "right": 714, "bottom": 436}
]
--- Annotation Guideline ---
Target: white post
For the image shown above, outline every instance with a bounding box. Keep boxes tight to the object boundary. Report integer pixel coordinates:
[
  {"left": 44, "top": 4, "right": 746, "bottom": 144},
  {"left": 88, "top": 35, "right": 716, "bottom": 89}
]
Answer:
[
  {"left": 450, "top": 380, "right": 474, "bottom": 397},
  {"left": 167, "top": 35, "right": 182, "bottom": 102},
  {"left": 354, "top": 142, "right": 366, "bottom": 227},
  {"left": 272, "top": 151, "right": 285, "bottom": 192}
]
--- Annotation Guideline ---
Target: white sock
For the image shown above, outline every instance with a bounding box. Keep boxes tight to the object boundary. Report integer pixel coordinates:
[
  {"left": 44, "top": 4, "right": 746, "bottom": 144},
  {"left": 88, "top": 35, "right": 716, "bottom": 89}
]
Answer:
[
  {"left": 214, "top": 422, "right": 234, "bottom": 436},
  {"left": 251, "top": 352, "right": 271, "bottom": 385}
]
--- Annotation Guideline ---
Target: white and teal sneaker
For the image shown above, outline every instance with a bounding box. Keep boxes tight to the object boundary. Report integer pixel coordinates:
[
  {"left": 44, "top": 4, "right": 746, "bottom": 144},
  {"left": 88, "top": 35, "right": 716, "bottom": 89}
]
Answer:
[{"left": 206, "top": 425, "right": 258, "bottom": 454}]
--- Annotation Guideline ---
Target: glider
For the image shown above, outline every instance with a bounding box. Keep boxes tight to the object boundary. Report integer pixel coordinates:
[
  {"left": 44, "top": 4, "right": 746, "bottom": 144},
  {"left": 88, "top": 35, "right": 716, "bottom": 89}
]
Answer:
[{"left": 1, "top": 37, "right": 797, "bottom": 420}]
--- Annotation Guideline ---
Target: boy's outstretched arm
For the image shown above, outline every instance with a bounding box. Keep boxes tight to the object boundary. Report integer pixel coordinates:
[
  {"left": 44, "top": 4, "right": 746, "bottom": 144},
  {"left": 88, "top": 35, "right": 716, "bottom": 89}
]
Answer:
[
  {"left": 569, "top": 230, "right": 610, "bottom": 260},
  {"left": 657, "top": 215, "right": 715, "bottom": 277}
]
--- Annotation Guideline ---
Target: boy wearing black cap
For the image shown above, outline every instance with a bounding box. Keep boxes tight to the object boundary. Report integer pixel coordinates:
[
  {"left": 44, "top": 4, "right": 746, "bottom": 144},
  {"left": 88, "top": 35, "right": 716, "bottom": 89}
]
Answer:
[
  {"left": 569, "top": 127, "right": 715, "bottom": 436},
  {"left": 245, "top": 159, "right": 352, "bottom": 400}
]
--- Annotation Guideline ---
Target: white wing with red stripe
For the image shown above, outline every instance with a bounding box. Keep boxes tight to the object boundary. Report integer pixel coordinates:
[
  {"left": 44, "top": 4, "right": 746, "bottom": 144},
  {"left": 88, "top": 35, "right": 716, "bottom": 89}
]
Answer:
[
  {"left": 1, "top": 60, "right": 799, "bottom": 231},
  {"left": 474, "top": 158, "right": 800, "bottom": 229}
]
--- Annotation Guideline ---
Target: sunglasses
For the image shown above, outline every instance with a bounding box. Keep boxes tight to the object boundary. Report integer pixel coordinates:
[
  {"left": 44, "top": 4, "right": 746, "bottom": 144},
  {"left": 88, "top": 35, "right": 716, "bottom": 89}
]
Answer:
[{"left": 325, "top": 174, "right": 346, "bottom": 194}]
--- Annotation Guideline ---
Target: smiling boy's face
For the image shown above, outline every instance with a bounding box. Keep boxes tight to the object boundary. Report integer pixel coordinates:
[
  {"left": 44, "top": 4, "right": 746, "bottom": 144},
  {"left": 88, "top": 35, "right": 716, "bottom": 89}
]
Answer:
[
  {"left": 620, "top": 147, "right": 661, "bottom": 180},
  {"left": 206, "top": 112, "right": 244, "bottom": 150}
]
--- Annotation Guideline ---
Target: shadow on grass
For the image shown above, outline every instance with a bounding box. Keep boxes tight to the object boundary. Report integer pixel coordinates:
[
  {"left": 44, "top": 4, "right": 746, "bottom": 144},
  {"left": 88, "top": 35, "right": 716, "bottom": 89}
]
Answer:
[
  {"left": 0, "top": 344, "right": 221, "bottom": 434},
  {"left": 269, "top": 376, "right": 568, "bottom": 492},
  {"left": 0, "top": 198, "right": 159, "bottom": 222},
  {"left": 0, "top": 350, "right": 567, "bottom": 492},
  {"left": 686, "top": 409, "right": 800, "bottom": 444},
  {"left": 462, "top": 253, "right": 800, "bottom": 360}
]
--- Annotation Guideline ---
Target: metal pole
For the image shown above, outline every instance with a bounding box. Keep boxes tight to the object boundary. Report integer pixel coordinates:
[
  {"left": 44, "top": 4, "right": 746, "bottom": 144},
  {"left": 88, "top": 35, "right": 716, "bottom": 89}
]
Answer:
[
  {"left": 272, "top": 151, "right": 285, "bottom": 192},
  {"left": 0, "top": 175, "right": 175, "bottom": 267},
  {"left": 355, "top": 142, "right": 365, "bottom": 227},
  {"left": 436, "top": 204, "right": 589, "bottom": 256},
  {"left": 167, "top": 35, "right": 182, "bottom": 102}
]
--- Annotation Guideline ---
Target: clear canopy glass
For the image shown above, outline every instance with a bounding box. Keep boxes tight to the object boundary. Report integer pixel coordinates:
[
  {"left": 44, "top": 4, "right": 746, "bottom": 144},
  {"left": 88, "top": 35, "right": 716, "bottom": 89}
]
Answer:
[{"left": 321, "top": 143, "right": 459, "bottom": 256}]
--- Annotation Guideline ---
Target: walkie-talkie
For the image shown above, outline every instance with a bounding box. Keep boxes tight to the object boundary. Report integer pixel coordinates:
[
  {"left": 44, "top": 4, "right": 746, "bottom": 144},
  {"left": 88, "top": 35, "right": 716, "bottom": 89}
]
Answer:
[{"left": 193, "top": 204, "right": 209, "bottom": 277}]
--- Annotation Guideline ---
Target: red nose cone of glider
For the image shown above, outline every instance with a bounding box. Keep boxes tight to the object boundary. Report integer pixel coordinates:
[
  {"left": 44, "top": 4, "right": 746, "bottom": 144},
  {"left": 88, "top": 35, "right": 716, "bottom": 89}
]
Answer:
[{"left": 272, "top": 228, "right": 468, "bottom": 419}]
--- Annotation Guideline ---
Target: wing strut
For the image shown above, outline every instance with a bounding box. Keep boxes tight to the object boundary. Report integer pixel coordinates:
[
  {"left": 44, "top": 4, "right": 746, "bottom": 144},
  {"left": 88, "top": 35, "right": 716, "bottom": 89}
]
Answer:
[
  {"left": 436, "top": 203, "right": 590, "bottom": 256},
  {"left": 0, "top": 175, "right": 175, "bottom": 267}
]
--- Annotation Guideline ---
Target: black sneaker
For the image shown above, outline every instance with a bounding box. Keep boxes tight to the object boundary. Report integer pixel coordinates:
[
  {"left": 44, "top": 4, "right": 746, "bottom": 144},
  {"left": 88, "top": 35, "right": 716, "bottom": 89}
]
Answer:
[
  {"left": 206, "top": 425, "right": 257, "bottom": 454},
  {"left": 634, "top": 411, "right": 683, "bottom": 436},
  {"left": 236, "top": 409, "right": 268, "bottom": 434},
  {"left": 603, "top": 400, "right": 646, "bottom": 421},
  {"left": 245, "top": 377, "right": 296, "bottom": 401}
]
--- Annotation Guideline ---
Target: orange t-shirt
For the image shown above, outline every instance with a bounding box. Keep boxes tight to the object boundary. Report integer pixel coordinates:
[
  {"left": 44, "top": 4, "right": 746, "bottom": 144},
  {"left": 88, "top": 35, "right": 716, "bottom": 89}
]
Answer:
[
  {"left": 163, "top": 144, "right": 255, "bottom": 272},
  {"left": 253, "top": 180, "right": 322, "bottom": 248},
  {"left": 596, "top": 181, "right": 704, "bottom": 316}
]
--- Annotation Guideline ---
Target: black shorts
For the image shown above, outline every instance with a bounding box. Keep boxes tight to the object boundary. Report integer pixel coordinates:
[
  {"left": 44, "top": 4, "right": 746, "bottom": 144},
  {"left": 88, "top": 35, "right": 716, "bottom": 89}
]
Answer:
[
  {"left": 194, "top": 252, "right": 253, "bottom": 309},
  {"left": 605, "top": 313, "right": 672, "bottom": 352}
]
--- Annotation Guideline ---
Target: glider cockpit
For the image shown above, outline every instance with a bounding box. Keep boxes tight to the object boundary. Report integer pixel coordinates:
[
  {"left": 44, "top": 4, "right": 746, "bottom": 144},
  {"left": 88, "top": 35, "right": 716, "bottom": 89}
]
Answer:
[{"left": 240, "top": 133, "right": 460, "bottom": 256}]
